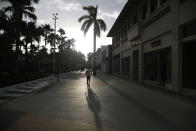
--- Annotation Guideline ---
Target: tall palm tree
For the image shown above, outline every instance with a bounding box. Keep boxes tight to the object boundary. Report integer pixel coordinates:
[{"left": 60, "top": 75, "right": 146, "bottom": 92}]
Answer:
[
  {"left": 1, "top": 0, "right": 39, "bottom": 73},
  {"left": 78, "top": 5, "right": 107, "bottom": 75},
  {"left": 2, "top": 0, "right": 39, "bottom": 51}
]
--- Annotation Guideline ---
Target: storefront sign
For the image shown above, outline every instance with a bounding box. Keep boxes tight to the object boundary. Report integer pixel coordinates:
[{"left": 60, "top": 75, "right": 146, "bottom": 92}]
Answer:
[{"left": 151, "top": 40, "right": 161, "bottom": 47}]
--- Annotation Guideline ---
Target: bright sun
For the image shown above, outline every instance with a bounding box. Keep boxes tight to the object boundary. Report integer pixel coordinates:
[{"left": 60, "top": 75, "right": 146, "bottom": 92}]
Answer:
[{"left": 66, "top": 27, "right": 94, "bottom": 56}]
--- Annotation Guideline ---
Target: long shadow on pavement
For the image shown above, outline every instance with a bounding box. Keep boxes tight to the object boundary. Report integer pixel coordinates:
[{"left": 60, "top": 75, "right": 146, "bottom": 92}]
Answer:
[
  {"left": 98, "top": 77, "right": 193, "bottom": 131},
  {"left": 85, "top": 84, "right": 102, "bottom": 129}
]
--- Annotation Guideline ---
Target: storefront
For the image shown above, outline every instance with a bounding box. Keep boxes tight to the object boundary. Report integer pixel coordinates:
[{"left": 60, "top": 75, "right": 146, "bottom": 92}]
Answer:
[
  {"left": 182, "top": 20, "right": 196, "bottom": 90},
  {"left": 132, "top": 50, "right": 139, "bottom": 80},
  {"left": 112, "top": 54, "right": 120, "bottom": 75},
  {"left": 121, "top": 57, "right": 130, "bottom": 77},
  {"left": 143, "top": 47, "right": 171, "bottom": 86}
]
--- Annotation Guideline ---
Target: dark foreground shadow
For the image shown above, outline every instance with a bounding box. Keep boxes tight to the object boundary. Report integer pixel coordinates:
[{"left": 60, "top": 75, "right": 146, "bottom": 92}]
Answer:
[
  {"left": 85, "top": 84, "right": 102, "bottom": 128},
  {"left": 98, "top": 77, "right": 194, "bottom": 131}
]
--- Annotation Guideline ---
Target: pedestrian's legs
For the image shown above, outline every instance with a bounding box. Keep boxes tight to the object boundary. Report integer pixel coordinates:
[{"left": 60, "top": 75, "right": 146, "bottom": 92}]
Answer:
[
  {"left": 89, "top": 76, "right": 91, "bottom": 83},
  {"left": 86, "top": 76, "right": 88, "bottom": 84},
  {"left": 87, "top": 76, "right": 90, "bottom": 84}
]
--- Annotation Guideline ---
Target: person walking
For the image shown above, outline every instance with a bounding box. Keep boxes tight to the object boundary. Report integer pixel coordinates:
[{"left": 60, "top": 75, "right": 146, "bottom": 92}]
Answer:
[{"left": 85, "top": 67, "right": 92, "bottom": 85}]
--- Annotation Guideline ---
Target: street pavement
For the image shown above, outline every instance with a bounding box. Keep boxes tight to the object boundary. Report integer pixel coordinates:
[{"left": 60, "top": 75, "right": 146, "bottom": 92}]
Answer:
[{"left": 0, "top": 71, "right": 196, "bottom": 131}]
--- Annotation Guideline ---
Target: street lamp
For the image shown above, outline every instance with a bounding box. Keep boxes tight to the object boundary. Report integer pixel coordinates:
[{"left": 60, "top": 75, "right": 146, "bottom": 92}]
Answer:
[{"left": 52, "top": 13, "right": 58, "bottom": 74}]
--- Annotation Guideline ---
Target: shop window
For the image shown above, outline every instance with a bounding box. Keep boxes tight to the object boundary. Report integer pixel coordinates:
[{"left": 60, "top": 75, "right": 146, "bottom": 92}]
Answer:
[
  {"left": 144, "top": 52, "right": 158, "bottom": 81},
  {"left": 121, "top": 29, "right": 124, "bottom": 39},
  {"left": 113, "top": 54, "right": 120, "bottom": 74},
  {"left": 142, "top": 1, "right": 148, "bottom": 20},
  {"left": 182, "top": 21, "right": 196, "bottom": 38},
  {"left": 144, "top": 47, "right": 171, "bottom": 83},
  {"left": 122, "top": 57, "right": 130, "bottom": 76},
  {"left": 150, "top": 0, "right": 158, "bottom": 14},
  {"left": 124, "top": 25, "right": 127, "bottom": 36},
  {"left": 128, "top": 18, "right": 132, "bottom": 29},
  {"left": 133, "top": 14, "right": 138, "bottom": 25}
]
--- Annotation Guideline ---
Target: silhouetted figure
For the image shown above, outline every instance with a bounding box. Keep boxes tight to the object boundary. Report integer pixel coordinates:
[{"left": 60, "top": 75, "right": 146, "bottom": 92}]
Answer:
[{"left": 85, "top": 67, "right": 92, "bottom": 84}]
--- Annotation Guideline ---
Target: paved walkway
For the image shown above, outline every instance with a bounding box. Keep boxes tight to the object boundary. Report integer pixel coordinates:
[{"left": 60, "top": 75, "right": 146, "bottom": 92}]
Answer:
[{"left": 0, "top": 71, "right": 196, "bottom": 131}]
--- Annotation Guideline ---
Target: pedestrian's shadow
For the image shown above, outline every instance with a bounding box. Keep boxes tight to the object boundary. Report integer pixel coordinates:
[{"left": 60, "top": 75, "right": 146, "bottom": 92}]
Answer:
[{"left": 85, "top": 84, "right": 102, "bottom": 128}]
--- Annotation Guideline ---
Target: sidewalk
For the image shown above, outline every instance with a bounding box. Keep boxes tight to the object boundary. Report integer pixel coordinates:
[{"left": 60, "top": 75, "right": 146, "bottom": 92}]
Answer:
[{"left": 0, "top": 75, "right": 57, "bottom": 105}]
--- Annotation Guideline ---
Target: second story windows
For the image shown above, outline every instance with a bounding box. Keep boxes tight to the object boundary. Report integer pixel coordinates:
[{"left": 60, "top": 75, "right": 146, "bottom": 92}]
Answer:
[
  {"left": 150, "top": 0, "right": 158, "bottom": 14},
  {"left": 142, "top": 0, "right": 168, "bottom": 20},
  {"left": 142, "top": 1, "right": 148, "bottom": 20}
]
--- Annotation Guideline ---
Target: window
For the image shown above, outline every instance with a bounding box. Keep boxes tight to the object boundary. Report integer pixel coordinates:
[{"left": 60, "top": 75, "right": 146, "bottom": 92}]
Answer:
[
  {"left": 121, "top": 29, "right": 124, "bottom": 38},
  {"left": 179, "top": 0, "right": 188, "bottom": 4},
  {"left": 133, "top": 14, "right": 138, "bottom": 25},
  {"left": 144, "top": 52, "right": 158, "bottom": 81},
  {"left": 144, "top": 48, "right": 171, "bottom": 82},
  {"left": 183, "top": 21, "right": 196, "bottom": 38},
  {"left": 150, "top": 0, "right": 158, "bottom": 13},
  {"left": 124, "top": 25, "right": 127, "bottom": 36},
  {"left": 128, "top": 19, "right": 132, "bottom": 29},
  {"left": 160, "top": 0, "right": 167, "bottom": 5},
  {"left": 142, "top": 1, "right": 148, "bottom": 20}
]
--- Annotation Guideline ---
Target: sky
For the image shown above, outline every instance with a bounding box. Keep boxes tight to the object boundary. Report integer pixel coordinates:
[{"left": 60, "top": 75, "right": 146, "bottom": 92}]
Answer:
[{"left": 34, "top": 0, "right": 128, "bottom": 56}]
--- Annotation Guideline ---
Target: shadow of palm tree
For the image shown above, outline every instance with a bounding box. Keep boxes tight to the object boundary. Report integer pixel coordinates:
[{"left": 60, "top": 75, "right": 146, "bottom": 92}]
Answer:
[{"left": 85, "top": 85, "right": 102, "bottom": 128}]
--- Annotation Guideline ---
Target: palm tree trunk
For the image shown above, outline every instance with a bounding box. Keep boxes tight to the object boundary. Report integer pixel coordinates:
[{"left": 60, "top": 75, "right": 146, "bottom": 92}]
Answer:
[
  {"left": 25, "top": 43, "right": 29, "bottom": 72},
  {"left": 14, "top": 14, "right": 22, "bottom": 74},
  {"left": 93, "top": 24, "right": 96, "bottom": 75}
]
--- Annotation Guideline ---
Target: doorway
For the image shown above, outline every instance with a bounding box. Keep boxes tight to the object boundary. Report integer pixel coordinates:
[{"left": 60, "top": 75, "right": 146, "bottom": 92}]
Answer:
[
  {"left": 132, "top": 50, "right": 139, "bottom": 80},
  {"left": 183, "top": 42, "right": 196, "bottom": 89}
]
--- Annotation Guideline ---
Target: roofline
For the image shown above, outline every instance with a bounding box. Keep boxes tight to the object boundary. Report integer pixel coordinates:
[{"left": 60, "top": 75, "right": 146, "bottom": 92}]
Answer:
[{"left": 107, "top": 0, "right": 139, "bottom": 37}]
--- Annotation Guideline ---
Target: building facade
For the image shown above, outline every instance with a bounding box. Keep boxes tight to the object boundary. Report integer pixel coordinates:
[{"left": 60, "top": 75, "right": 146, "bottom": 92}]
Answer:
[
  {"left": 95, "top": 46, "right": 107, "bottom": 70},
  {"left": 101, "top": 45, "right": 112, "bottom": 74},
  {"left": 107, "top": 0, "right": 196, "bottom": 96}
]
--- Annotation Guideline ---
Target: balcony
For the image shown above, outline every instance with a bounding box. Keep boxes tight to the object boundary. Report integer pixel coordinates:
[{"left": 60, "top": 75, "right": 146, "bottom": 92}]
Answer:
[{"left": 127, "top": 23, "right": 139, "bottom": 41}]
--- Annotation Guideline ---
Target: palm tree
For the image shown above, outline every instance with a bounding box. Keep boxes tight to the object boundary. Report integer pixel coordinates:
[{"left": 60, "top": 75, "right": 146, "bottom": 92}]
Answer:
[
  {"left": 41, "top": 24, "right": 53, "bottom": 47},
  {"left": 2, "top": 0, "right": 39, "bottom": 73},
  {"left": 78, "top": 5, "right": 107, "bottom": 75},
  {"left": 21, "top": 22, "right": 43, "bottom": 65}
]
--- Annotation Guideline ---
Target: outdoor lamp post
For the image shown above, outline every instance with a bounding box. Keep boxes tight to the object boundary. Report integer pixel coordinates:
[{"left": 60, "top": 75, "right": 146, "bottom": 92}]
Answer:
[{"left": 52, "top": 13, "right": 58, "bottom": 74}]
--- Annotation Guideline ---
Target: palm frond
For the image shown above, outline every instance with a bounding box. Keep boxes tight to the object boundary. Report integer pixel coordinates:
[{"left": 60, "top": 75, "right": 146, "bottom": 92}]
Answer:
[
  {"left": 81, "top": 20, "right": 88, "bottom": 31},
  {"left": 24, "top": 6, "right": 35, "bottom": 13},
  {"left": 23, "top": 11, "right": 37, "bottom": 20},
  {"left": 84, "top": 20, "right": 93, "bottom": 36},
  {"left": 78, "top": 15, "right": 90, "bottom": 22},
  {"left": 81, "top": 19, "right": 93, "bottom": 36},
  {"left": 97, "top": 19, "right": 107, "bottom": 31},
  {"left": 82, "top": 5, "right": 97, "bottom": 19},
  {"left": 3, "top": 6, "right": 14, "bottom": 14}
]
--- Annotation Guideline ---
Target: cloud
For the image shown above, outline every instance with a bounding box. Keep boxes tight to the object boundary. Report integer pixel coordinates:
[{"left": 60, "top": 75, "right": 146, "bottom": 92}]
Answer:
[
  {"left": 98, "top": 10, "right": 119, "bottom": 19},
  {"left": 37, "top": 0, "right": 81, "bottom": 12},
  {"left": 37, "top": 19, "right": 46, "bottom": 25},
  {"left": 118, "top": 0, "right": 127, "bottom": 4},
  {"left": 57, "top": 2, "right": 81, "bottom": 11}
]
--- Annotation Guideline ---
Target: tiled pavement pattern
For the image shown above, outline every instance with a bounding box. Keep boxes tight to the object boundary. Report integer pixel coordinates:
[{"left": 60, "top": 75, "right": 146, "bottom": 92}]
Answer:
[{"left": 0, "top": 75, "right": 56, "bottom": 105}]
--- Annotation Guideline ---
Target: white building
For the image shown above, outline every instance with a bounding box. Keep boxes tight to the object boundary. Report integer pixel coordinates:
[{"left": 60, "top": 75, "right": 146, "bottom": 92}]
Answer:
[
  {"left": 107, "top": 0, "right": 196, "bottom": 96},
  {"left": 95, "top": 46, "right": 107, "bottom": 70}
]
